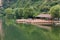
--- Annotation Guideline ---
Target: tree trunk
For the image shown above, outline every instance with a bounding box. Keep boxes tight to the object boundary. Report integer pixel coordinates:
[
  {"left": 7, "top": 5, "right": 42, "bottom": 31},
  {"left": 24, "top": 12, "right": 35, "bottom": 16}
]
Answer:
[{"left": 58, "top": 18, "right": 60, "bottom": 23}]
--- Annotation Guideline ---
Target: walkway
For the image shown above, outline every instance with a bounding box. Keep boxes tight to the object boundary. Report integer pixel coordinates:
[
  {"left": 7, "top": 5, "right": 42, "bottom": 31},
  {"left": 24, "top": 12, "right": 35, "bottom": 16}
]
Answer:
[{"left": 16, "top": 19, "right": 52, "bottom": 30}]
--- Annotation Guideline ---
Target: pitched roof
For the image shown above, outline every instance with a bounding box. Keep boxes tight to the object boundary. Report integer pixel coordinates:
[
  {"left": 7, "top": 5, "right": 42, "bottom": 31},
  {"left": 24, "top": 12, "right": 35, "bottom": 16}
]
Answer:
[{"left": 36, "top": 14, "right": 52, "bottom": 18}]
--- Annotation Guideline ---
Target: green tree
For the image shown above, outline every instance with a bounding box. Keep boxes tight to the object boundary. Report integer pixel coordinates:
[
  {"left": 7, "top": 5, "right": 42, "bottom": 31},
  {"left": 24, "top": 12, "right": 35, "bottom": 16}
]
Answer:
[
  {"left": 49, "top": 5, "right": 60, "bottom": 20},
  {"left": 23, "top": 8, "right": 34, "bottom": 18},
  {"left": 15, "top": 7, "right": 38, "bottom": 19},
  {"left": 14, "top": 8, "right": 24, "bottom": 19},
  {"left": 5, "top": 8, "right": 15, "bottom": 15},
  {"left": 5, "top": 8, "right": 16, "bottom": 26}
]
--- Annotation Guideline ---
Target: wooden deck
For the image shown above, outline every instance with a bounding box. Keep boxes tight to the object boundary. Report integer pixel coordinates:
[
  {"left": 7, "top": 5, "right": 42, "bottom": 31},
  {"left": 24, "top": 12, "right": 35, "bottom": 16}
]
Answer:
[
  {"left": 16, "top": 19, "right": 60, "bottom": 25},
  {"left": 16, "top": 19, "right": 53, "bottom": 30},
  {"left": 16, "top": 19, "right": 52, "bottom": 24}
]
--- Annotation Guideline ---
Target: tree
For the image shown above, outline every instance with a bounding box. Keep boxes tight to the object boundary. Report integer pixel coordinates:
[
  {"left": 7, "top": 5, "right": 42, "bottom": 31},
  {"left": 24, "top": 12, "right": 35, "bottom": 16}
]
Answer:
[
  {"left": 15, "top": 7, "right": 38, "bottom": 19},
  {"left": 23, "top": 8, "right": 34, "bottom": 18},
  {"left": 15, "top": 8, "right": 24, "bottom": 19},
  {"left": 4, "top": 8, "right": 16, "bottom": 26},
  {"left": 5, "top": 8, "right": 15, "bottom": 14},
  {"left": 49, "top": 5, "right": 60, "bottom": 20}
]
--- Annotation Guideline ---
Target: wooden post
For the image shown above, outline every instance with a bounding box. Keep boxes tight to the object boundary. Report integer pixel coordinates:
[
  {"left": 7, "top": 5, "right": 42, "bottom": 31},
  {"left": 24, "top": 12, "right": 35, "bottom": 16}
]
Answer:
[
  {"left": 0, "top": 20, "right": 4, "bottom": 40},
  {"left": 0, "top": 0, "right": 2, "bottom": 7}
]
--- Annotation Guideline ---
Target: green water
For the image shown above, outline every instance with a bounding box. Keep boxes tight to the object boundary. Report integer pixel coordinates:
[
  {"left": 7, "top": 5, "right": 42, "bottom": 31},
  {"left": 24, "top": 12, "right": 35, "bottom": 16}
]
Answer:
[{"left": 2, "top": 23, "right": 60, "bottom": 40}]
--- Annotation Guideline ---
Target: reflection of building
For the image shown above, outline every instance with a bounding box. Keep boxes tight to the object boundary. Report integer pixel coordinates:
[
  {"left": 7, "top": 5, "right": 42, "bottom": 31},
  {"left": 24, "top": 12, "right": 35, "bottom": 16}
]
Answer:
[
  {"left": 0, "top": 0, "right": 2, "bottom": 7},
  {"left": 35, "top": 14, "right": 52, "bottom": 20}
]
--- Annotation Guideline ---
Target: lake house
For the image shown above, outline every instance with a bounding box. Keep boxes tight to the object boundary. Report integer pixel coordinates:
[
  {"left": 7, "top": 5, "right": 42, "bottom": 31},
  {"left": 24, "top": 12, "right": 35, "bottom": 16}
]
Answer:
[{"left": 35, "top": 14, "right": 52, "bottom": 20}]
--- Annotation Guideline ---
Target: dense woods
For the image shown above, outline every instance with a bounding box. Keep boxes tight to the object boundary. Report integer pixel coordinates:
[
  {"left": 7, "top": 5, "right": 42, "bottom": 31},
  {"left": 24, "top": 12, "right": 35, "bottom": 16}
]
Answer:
[{"left": 2, "top": 0, "right": 60, "bottom": 19}]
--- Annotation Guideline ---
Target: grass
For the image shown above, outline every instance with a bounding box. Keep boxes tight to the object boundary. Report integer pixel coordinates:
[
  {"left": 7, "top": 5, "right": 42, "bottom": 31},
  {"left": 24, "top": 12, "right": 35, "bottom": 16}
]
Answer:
[{"left": 2, "top": 23, "right": 60, "bottom": 40}]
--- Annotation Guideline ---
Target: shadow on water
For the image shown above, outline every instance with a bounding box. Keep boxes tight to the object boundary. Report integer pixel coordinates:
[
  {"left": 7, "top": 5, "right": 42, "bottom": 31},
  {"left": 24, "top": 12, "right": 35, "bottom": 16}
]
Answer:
[
  {"left": 2, "top": 24, "right": 27, "bottom": 40},
  {"left": 51, "top": 25, "right": 60, "bottom": 35},
  {"left": 2, "top": 22, "right": 60, "bottom": 40}
]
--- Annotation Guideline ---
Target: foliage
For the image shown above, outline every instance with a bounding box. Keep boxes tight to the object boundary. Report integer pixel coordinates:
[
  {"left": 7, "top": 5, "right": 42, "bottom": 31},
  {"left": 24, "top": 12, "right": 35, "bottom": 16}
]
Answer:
[
  {"left": 3, "top": 0, "right": 60, "bottom": 19},
  {"left": 4, "top": 8, "right": 16, "bottom": 26},
  {"left": 14, "top": 8, "right": 39, "bottom": 19},
  {"left": 23, "top": 8, "right": 35, "bottom": 18},
  {"left": 15, "top": 8, "right": 24, "bottom": 19},
  {"left": 49, "top": 5, "right": 60, "bottom": 19},
  {"left": 5, "top": 8, "right": 15, "bottom": 15},
  {"left": 0, "top": 7, "right": 4, "bottom": 16}
]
